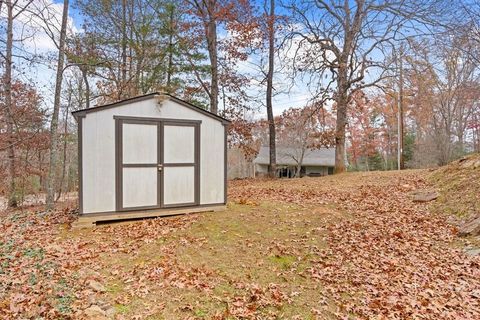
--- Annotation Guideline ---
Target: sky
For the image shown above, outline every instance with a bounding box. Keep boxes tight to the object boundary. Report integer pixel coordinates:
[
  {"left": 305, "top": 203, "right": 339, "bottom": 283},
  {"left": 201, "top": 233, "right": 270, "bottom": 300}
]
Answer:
[
  {"left": 1, "top": 0, "right": 80, "bottom": 107},
  {"left": 3, "top": 0, "right": 448, "bottom": 119},
  {"left": 2, "top": 0, "right": 324, "bottom": 119}
]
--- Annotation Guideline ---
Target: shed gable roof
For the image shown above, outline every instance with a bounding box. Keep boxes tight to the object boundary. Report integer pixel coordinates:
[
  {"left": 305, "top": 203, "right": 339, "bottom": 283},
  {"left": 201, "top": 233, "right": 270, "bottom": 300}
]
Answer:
[
  {"left": 71, "top": 92, "right": 230, "bottom": 124},
  {"left": 254, "top": 146, "right": 335, "bottom": 167}
]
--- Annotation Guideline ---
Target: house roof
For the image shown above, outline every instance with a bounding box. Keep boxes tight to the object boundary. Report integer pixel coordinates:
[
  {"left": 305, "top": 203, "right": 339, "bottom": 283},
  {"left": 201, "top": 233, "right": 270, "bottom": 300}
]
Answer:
[
  {"left": 71, "top": 92, "right": 230, "bottom": 124},
  {"left": 254, "top": 146, "right": 335, "bottom": 167}
]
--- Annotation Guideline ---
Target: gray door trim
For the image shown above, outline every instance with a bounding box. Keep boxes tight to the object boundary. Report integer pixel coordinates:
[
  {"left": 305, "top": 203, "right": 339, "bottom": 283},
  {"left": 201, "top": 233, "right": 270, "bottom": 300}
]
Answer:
[
  {"left": 160, "top": 121, "right": 200, "bottom": 208},
  {"left": 115, "top": 118, "right": 161, "bottom": 212},
  {"left": 115, "top": 116, "right": 200, "bottom": 213}
]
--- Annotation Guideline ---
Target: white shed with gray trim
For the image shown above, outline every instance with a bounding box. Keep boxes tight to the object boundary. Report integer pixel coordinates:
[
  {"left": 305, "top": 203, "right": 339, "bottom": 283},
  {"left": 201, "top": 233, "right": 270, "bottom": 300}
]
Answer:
[{"left": 72, "top": 93, "right": 228, "bottom": 225}]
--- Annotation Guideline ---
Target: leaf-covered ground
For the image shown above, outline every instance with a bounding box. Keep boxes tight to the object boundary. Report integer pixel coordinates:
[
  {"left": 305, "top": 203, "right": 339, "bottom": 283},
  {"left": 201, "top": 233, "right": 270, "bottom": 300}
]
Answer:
[{"left": 1, "top": 170, "right": 479, "bottom": 319}]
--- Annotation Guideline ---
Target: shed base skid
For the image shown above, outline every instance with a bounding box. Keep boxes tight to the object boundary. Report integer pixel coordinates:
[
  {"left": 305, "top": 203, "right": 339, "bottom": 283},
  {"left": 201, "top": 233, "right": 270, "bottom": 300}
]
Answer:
[{"left": 72, "top": 205, "right": 226, "bottom": 228}]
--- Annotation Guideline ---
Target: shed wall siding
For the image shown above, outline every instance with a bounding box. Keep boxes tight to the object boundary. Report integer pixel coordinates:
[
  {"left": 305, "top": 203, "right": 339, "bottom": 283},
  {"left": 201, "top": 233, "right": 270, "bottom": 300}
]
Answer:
[{"left": 82, "top": 98, "right": 225, "bottom": 214}]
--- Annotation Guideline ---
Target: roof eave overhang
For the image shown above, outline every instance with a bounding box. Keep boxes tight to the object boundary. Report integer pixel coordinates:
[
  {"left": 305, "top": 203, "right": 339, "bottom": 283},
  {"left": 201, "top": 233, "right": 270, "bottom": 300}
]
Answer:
[{"left": 71, "top": 92, "right": 231, "bottom": 125}]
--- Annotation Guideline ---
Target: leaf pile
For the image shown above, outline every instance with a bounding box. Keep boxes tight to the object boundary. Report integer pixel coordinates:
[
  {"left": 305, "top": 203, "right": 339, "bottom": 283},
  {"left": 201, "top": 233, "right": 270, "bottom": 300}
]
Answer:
[
  {"left": 230, "top": 171, "right": 480, "bottom": 319},
  {"left": 0, "top": 206, "right": 199, "bottom": 319},
  {"left": 1, "top": 170, "right": 479, "bottom": 319}
]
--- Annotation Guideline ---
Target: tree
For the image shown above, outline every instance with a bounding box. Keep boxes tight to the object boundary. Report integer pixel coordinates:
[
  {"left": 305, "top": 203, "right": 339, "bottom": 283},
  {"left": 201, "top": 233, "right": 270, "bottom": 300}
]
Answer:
[
  {"left": 407, "top": 36, "right": 480, "bottom": 165},
  {"left": 46, "top": 0, "right": 69, "bottom": 209},
  {"left": 276, "top": 104, "right": 335, "bottom": 177},
  {"left": 3, "top": 0, "right": 16, "bottom": 207},
  {"left": 288, "top": 0, "right": 448, "bottom": 173},
  {"left": 185, "top": 0, "right": 221, "bottom": 113},
  {"left": 225, "top": 107, "right": 260, "bottom": 160},
  {"left": 66, "top": 33, "right": 100, "bottom": 109},
  {"left": 185, "top": 0, "right": 258, "bottom": 114},
  {"left": 470, "top": 111, "right": 480, "bottom": 153},
  {"left": 74, "top": 0, "right": 215, "bottom": 105},
  {"left": 1, "top": 0, "right": 35, "bottom": 207},
  {"left": 347, "top": 91, "right": 382, "bottom": 171},
  {"left": 265, "top": 0, "right": 276, "bottom": 177},
  {"left": 0, "top": 79, "right": 48, "bottom": 204}
]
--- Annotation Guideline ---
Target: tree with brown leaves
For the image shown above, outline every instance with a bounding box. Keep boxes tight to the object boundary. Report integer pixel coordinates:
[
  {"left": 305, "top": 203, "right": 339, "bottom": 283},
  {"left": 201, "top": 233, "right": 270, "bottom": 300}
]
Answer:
[
  {"left": 1, "top": 0, "right": 35, "bottom": 207},
  {"left": 287, "top": 0, "right": 450, "bottom": 173},
  {"left": 276, "top": 104, "right": 335, "bottom": 177}
]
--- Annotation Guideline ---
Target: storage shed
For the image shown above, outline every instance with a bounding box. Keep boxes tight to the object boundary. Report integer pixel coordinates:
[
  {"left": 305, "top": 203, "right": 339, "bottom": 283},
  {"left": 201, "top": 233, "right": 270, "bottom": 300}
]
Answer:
[{"left": 72, "top": 93, "right": 229, "bottom": 226}]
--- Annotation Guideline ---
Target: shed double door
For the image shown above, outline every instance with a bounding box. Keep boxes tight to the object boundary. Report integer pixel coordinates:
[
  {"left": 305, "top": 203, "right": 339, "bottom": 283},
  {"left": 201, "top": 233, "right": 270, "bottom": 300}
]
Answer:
[{"left": 116, "top": 118, "right": 199, "bottom": 211}]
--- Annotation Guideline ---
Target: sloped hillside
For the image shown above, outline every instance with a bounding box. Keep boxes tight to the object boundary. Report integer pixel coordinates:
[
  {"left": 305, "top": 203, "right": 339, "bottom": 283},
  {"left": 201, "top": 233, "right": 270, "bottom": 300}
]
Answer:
[{"left": 429, "top": 153, "right": 480, "bottom": 220}]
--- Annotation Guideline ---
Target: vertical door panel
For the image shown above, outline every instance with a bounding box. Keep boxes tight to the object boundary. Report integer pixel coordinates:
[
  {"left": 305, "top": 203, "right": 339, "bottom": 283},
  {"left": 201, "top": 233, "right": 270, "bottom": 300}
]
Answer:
[
  {"left": 118, "top": 120, "right": 160, "bottom": 211},
  {"left": 162, "top": 123, "right": 199, "bottom": 207}
]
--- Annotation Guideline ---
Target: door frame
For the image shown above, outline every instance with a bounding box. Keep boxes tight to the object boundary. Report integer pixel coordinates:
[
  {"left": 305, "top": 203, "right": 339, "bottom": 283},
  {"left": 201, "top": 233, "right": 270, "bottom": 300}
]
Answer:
[
  {"left": 114, "top": 116, "right": 201, "bottom": 212},
  {"left": 160, "top": 120, "right": 201, "bottom": 208}
]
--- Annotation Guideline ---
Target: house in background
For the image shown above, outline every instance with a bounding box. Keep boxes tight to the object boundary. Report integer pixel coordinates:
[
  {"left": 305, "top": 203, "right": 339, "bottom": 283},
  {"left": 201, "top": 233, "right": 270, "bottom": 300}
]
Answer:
[{"left": 253, "top": 146, "right": 335, "bottom": 178}]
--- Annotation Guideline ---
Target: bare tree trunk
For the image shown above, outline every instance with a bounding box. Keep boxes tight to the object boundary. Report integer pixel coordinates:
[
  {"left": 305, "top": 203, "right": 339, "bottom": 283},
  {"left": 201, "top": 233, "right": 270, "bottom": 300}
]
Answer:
[
  {"left": 266, "top": 0, "right": 276, "bottom": 178},
  {"left": 295, "top": 150, "right": 305, "bottom": 178},
  {"left": 38, "top": 150, "right": 44, "bottom": 190},
  {"left": 46, "top": 0, "right": 69, "bottom": 210},
  {"left": 334, "top": 63, "right": 348, "bottom": 173},
  {"left": 398, "top": 46, "right": 405, "bottom": 170},
  {"left": 189, "top": 0, "right": 219, "bottom": 113},
  {"left": 457, "top": 132, "right": 464, "bottom": 155},
  {"left": 21, "top": 149, "right": 30, "bottom": 204},
  {"left": 56, "top": 90, "right": 71, "bottom": 202},
  {"left": 5, "top": 0, "right": 17, "bottom": 207},
  {"left": 206, "top": 4, "right": 219, "bottom": 114},
  {"left": 120, "top": 0, "right": 127, "bottom": 98},
  {"left": 166, "top": 5, "right": 175, "bottom": 91},
  {"left": 81, "top": 68, "right": 90, "bottom": 108},
  {"left": 474, "top": 114, "right": 480, "bottom": 152}
]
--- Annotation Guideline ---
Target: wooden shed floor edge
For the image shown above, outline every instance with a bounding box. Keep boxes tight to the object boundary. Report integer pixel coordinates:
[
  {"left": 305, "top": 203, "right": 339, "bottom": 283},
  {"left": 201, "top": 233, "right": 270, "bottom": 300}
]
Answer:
[{"left": 72, "top": 205, "right": 226, "bottom": 228}]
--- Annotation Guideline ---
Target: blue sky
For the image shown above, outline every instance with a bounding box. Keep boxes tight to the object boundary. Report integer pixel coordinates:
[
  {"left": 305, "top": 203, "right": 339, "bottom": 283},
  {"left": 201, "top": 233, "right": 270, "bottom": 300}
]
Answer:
[
  {"left": 62, "top": 0, "right": 315, "bottom": 117},
  {"left": 7, "top": 0, "right": 445, "bottom": 118},
  {"left": 16, "top": 1, "right": 357, "bottom": 118}
]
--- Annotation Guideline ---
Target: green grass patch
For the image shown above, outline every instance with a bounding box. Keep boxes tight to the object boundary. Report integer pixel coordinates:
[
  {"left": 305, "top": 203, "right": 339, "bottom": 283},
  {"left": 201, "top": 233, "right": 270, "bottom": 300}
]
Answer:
[
  {"left": 115, "top": 304, "right": 130, "bottom": 314},
  {"left": 269, "top": 255, "right": 296, "bottom": 270},
  {"left": 23, "top": 247, "right": 44, "bottom": 259},
  {"left": 194, "top": 308, "right": 207, "bottom": 317},
  {"left": 55, "top": 279, "right": 74, "bottom": 315}
]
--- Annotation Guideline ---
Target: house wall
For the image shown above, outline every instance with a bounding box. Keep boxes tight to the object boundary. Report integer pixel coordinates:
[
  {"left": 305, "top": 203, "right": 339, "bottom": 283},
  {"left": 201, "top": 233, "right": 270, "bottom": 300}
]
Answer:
[
  {"left": 254, "top": 163, "right": 269, "bottom": 176},
  {"left": 305, "top": 166, "right": 330, "bottom": 176},
  {"left": 81, "top": 97, "right": 225, "bottom": 214}
]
